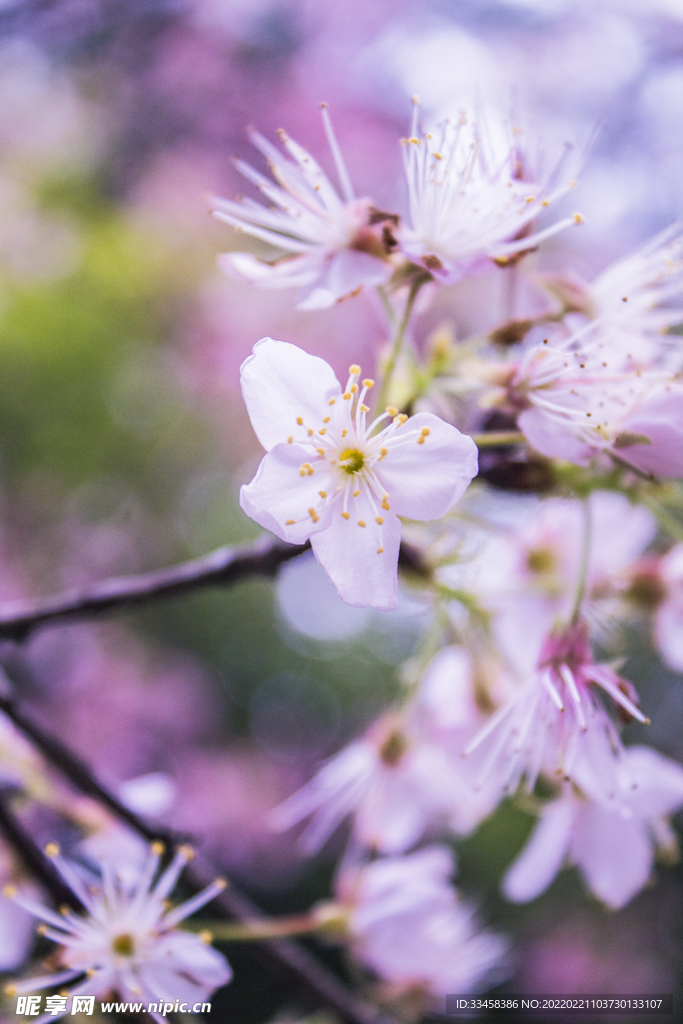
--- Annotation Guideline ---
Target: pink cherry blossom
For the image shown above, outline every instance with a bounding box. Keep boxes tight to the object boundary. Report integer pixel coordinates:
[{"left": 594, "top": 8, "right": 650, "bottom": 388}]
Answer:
[
  {"left": 503, "top": 745, "right": 683, "bottom": 909},
  {"left": 337, "top": 846, "right": 506, "bottom": 997},
  {"left": 211, "top": 108, "right": 393, "bottom": 310},
  {"left": 270, "top": 711, "right": 462, "bottom": 855},
  {"left": 239, "top": 338, "right": 478, "bottom": 609},
  {"left": 465, "top": 620, "right": 648, "bottom": 802}
]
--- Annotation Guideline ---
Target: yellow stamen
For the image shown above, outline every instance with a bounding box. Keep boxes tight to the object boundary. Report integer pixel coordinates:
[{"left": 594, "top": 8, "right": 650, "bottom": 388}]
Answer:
[
  {"left": 362, "top": 378, "right": 375, "bottom": 388},
  {"left": 375, "top": 516, "right": 384, "bottom": 525},
  {"left": 286, "top": 519, "right": 295, "bottom": 525},
  {"left": 323, "top": 416, "right": 331, "bottom": 423},
  {"left": 379, "top": 447, "right": 388, "bottom": 459},
  {"left": 319, "top": 491, "right": 327, "bottom": 498},
  {"left": 309, "top": 508, "right": 319, "bottom": 523},
  {"left": 350, "top": 383, "right": 358, "bottom": 394},
  {"left": 341, "top": 511, "right": 350, "bottom": 520},
  {"left": 296, "top": 417, "right": 303, "bottom": 425},
  {"left": 349, "top": 364, "right": 361, "bottom": 375},
  {"left": 353, "top": 489, "right": 361, "bottom": 497},
  {"left": 319, "top": 428, "right": 327, "bottom": 435},
  {"left": 393, "top": 413, "right": 408, "bottom": 425},
  {"left": 316, "top": 447, "right": 325, "bottom": 455},
  {"left": 343, "top": 392, "right": 351, "bottom": 400},
  {"left": 377, "top": 547, "right": 384, "bottom": 554},
  {"left": 358, "top": 520, "right": 366, "bottom": 527},
  {"left": 287, "top": 436, "right": 294, "bottom": 443},
  {"left": 329, "top": 398, "right": 336, "bottom": 406},
  {"left": 386, "top": 405, "right": 398, "bottom": 416},
  {"left": 381, "top": 497, "right": 390, "bottom": 510},
  {"left": 360, "top": 404, "right": 370, "bottom": 413},
  {"left": 45, "top": 842, "right": 60, "bottom": 858}
]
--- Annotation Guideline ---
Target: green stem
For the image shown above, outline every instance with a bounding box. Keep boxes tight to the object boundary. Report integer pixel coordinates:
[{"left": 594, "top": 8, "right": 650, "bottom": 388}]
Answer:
[
  {"left": 375, "top": 276, "right": 425, "bottom": 413},
  {"left": 189, "top": 913, "right": 322, "bottom": 942},
  {"left": 469, "top": 431, "right": 526, "bottom": 447},
  {"left": 569, "top": 497, "right": 592, "bottom": 626},
  {"left": 376, "top": 284, "right": 395, "bottom": 329}
]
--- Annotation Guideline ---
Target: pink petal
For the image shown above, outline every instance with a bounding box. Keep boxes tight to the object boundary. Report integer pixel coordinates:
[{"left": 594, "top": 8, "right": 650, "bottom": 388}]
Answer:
[{"left": 240, "top": 444, "right": 334, "bottom": 544}]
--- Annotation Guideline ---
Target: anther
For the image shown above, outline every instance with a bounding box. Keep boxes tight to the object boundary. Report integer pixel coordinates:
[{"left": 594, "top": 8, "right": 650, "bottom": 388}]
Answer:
[
  {"left": 309, "top": 508, "right": 319, "bottom": 523},
  {"left": 386, "top": 405, "right": 398, "bottom": 416},
  {"left": 525, "top": 196, "right": 535, "bottom": 203},
  {"left": 329, "top": 398, "right": 336, "bottom": 406},
  {"left": 316, "top": 447, "right": 325, "bottom": 455},
  {"left": 379, "top": 447, "right": 388, "bottom": 459},
  {"left": 319, "top": 428, "right": 327, "bottom": 435},
  {"left": 360, "top": 404, "right": 370, "bottom": 413},
  {"left": 286, "top": 519, "right": 295, "bottom": 525},
  {"left": 151, "top": 841, "right": 166, "bottom": 856},
  {"left": 375, "top": 516, "right": 384, "bottom": 525},
  {"left": 199, "top": 931, "right": 213, "bottom": 944},
  {"left": 287, "top": 436, "right": 293, "bottom": 443},
  {"left": 323, "top": 416, "right": 331, "bottom": 423},
  {"left": 308, "top": 429, "right": 314, "bottom": 436},
  {"left": 350, "top": 383, "right": 358, "bottom": 393},
  {"left": 343, "top": 392, "right": 351, "bottom": 400},
  {"left": 358, "top": 520, "right": 366, "bottom": 527},
  {"left": 349, "top": 364, "right": 361, "bottom": 375},
  {"left": 341, "top": 511, "right": 350, "bottom": 519},
  {"left": 341, "top": 428, "right": 348, "bottom": 437},
  {"left": 45, "top": 842, "right": 60, "bottom": 858},
  {"left": 377, "top": 547, "right": 384, "bottom": 554},
  {"left": 417, "top": 427, "right": 430, "bottom": 444},
  {"left": 353, "top": 489, "right": 361, "bottom": 497},
  {"left": 573, "top": 212, "right": 584, "bottom": 223},
  {"left": 381, "top": 496, "right": 390, "bottom": 510},
  {"left": 393, "top": 414, "right": 408, "bottom": 425},
  {"left": 319, "top": 491, "right": 327, "bottom": 498},
  {"left": 362, "top": 378, "right": 375, "bottom": 389},
  {"left": 296, "top": 417, "right": 304, "bottom": 425}
]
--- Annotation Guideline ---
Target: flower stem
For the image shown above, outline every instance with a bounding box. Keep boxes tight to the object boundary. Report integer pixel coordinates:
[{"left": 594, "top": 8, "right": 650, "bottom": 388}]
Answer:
[
  {"left": 195, "top": 913, "right": 323, "bottom": 942},
  {"left": 375, "top": 276, "right": 426, "bottom": 413},
  {"left": 469, "top": 431, "right": 526, "bottom": 447},
  {"left": 569, "top": 497, "right": 592, "bottom": 626}
]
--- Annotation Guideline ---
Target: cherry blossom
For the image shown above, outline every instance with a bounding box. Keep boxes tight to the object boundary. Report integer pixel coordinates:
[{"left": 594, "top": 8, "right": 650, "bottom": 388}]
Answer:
[
  {"left": 239, "top": 339, "right": 478, "bottom": 609},
  {"left": 509, "top": 330, "right": 683, "bottom": 476},
  {"left": 503, "top": 745, "right": 683, "bottom": 909},
  {"left": 4, "top": 843, "right": 231, "bottom": 1024},
  {"left": 211, "top": 107, "right": 393, "bottom": 310},
  {"left": 538, "top": 223, "right": 683, "bottom": 368},
  {"left": 336, "top": 846, "right": 505, "bottom": 998},
  {"left": 396, "top": 103, "right": 582, "bottom": 284},
  {"left": 465, "top": 620, "right": 648, "bottom": 802},
  {"left": 271, "top": 710, "right": 462, "bottom": 854}
]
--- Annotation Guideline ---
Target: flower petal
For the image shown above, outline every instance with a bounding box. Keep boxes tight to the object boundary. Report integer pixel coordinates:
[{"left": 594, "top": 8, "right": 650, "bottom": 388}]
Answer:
[
  {"left": 616, "top": 388, "right": 683, "bottom": 478},
  {"left": 240, "top": 444, "right": 334, "bottom": 544},
  {"left": 241, "top": 338, "right": 342, "bottom": 451},
  {"left": 518, "top": 407, "right": 594, "bottom": 464},
  {"left": 296, "top": 249, "right": 391, "bottom": 310},
  {"left": 571, "top": 802, "right": 652, "bottom": 910},
  {"left": 502, "top": 796, "right": 574, "bottom": 903},
  {"left": 377, "top": 414, "right": 478, "bottom": 520},
  {"left": 311, "top": 491, "right": 401, "bottom": 609},
  {"left": 219, "top": 252, "right": 321, "bottom": 289}
]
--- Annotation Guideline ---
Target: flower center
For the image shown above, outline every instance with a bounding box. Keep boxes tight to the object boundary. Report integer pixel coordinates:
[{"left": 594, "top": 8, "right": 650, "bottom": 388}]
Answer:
[
  {"left": 112, "top": 933, "right": 136, "bottom": 957},
  {"left": 339, "top": 448, "right": 365, "bottom": 474}
]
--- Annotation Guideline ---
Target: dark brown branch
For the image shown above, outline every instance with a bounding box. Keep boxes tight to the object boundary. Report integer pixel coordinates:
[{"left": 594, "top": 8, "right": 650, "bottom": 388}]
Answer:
[
  {"left": 0, "top": 536, "right": 430, "bottom": 642},
  {"left": 0, "top": 537, "right": 310, "bottom": 641},
  {"left": 0, "top": 789, "right": 84, "bottom": 912}
]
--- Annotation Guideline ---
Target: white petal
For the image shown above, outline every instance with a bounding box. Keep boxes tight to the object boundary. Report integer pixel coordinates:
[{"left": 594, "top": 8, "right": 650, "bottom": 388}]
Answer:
[
  {"left": 377, "top": 414, "right": 478, "bottom": 521},
  {"left": 240, "top": 444, "right": 334, "bottom": 544},
  {"left": 616, "top": 388, "right": 683, "bottom": 478},
  {"left": 621, "top": 745, "right": 683, "bottom": 818},
  {"left": 240, "top": 338, "right": 341, "bottom": 451},
  {"left": 141, "top": 933, "right": 232, "bottom": 1004},
  {"left": 518, "top": 408, "right": 594, "bottom": 464},
  {"left": 654, "top": 600, "right": 683, "bottom": 672},
  {"left": 502, "top": 796, "right": 574, "bottom": 903},
  {"left": 296, "top": 249, "right": 391, "bottom": 310},
  {"left": 571, "top": 802, "right": 652, "bottom": 909},
  {"left": 219, "top": 251, "right": 320, "bottom": 289},
  {"left": 311, "top": 492, "right": 402, "bottom": 609}
]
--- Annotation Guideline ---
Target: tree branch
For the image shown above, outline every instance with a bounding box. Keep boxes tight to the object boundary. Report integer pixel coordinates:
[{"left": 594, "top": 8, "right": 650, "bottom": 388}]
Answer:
[{"left": 0, "top": 536, "right": 430, "bottom": 641}]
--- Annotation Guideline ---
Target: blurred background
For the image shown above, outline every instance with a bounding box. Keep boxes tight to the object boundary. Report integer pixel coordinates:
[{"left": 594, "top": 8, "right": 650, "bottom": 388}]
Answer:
[{"left": 0, "top": 0, "right": 682, "bottom": 1021}]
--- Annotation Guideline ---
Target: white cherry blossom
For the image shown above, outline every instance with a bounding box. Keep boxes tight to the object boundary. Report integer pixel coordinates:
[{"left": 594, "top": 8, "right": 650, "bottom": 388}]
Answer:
[
  {"left": 336, "top": 846, "right": 506, "bottom": 998},
  {"left": 211, "top": 107, "right": 393, "bottom": 310},
  {"left": 396, "top": 103, "right": 582, "bottom": 284},
  {"left": 240, "top": 339, "right": 478, "bottom": 609},
  {"left": 538, "top": 223, "right": 683, "bottom": 367},
  {"left": 4, "top": 843, "right": 231, "bottom": 1024},
  {"left": 503, "top": 745, "right": 683, "bottom": 909}
]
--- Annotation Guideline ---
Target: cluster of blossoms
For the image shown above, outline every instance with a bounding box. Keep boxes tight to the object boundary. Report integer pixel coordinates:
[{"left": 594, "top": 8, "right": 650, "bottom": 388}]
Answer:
[
  {"left": 6, "top": 98, "right": 683, "bottom": 1021},
  {"left": 215, "top": 102, "right": 683, "bottom": 1004}
]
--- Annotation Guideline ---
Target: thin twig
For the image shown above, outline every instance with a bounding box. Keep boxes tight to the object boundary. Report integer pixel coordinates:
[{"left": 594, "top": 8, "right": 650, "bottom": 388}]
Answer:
[
  {"left": 0, "top": 537, "right": 430, "bottom": 642},
  {"left": 0, "top": 789, "right": 84, "bottom": 911}
]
